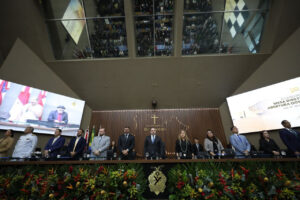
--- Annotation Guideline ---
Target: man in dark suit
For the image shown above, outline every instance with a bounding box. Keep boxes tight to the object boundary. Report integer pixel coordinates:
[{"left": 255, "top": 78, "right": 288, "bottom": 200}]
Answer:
[
  {"left": 47, "top": 105, "right": 68, "bottom": 124},
  {"left": 67, "top": 129, "right": 86, "bottom": 160},
  {"left": 192, "top": 137, "right": 203, "bottom": 158},
  {"left": 144, "top": 128, "right": 163, "bottom": 159},
  {"left": 44, "top": 128, "right": 65, "bottom": 159},
  {"left": 117, "top": 127, "right": 135, "bottom": 160},
  {"left": 279, "top": 120, "right": 300, "bottom": 157}
]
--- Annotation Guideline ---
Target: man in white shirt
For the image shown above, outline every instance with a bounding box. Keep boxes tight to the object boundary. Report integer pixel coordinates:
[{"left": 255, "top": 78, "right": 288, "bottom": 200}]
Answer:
[
  {"left": 12, "top": 126, "right": 37, "bottom": 159},
  {"left": 91, "top": 128, "right": 110, "bottom": 160}
]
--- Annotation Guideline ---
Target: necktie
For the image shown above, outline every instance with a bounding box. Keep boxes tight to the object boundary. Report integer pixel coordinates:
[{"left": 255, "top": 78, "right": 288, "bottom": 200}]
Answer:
[
  {"left": 125, "top": 134, "right": 128, "bottom": 142},
  {"left": 237, "top": 135, "right": 243, "bottom": 143},
  {"left": 152, "top": 135, "right": 155, "bottom": 143},
  {"left": 52, "top": 137, "right": 58, "bottom": 145},
  {"left": 73, "top": 137, "right": 80, "bottom": 152},
  {"left": 57, "top": 113, "right": 62, "bottom": 121}
]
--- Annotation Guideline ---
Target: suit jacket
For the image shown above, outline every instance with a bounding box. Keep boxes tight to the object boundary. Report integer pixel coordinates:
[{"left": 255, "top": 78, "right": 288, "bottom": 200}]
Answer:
[
  {"left": 144, "top": 135, "right": 163, "bottom": 157},
  {"left": 192, "top": 143, "right": 203, "bottom": 156},
  {"left": 67, "top": 137, "right": 86, "bottom": 159},
  {"left": 47, "top": 110, "right": 68, "bottom": 124},
  {"left": 118, "top": 134, "right": 135, "bottom": 159},
  {"left": 91, "top": 135, "right": 110, "bottom": 160},
  {"left": 0, "top": 136, "right": 14, "bottom": 157},
  {"left": 44, "top": 136, "right": 65, "bottom": 158},
  {"left": 230, "top": 134, "right": 250, "bottom": 157},
  {"left": 279, "top": 128, "right": 300, "bottom": 153},
  {"left": 204, "top": 138, "right": 224, "bottom": 153}
]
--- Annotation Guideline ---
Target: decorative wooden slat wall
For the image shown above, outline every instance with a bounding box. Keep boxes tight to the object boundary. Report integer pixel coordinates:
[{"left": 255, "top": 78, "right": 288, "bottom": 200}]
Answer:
[{"left": 90, "top": 108, "right": 226, "bottom": 156}]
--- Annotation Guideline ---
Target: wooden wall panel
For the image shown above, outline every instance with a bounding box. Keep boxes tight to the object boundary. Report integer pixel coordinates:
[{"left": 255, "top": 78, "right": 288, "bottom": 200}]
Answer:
[{"left": 90, "top": 108, "right": 226, "bottom": 156}]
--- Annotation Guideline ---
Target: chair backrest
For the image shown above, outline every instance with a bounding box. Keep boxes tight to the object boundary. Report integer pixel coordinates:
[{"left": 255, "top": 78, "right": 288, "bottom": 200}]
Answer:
[
  {"left": 106, "top": 149, "right": 113, "bottom": 159},
  {"left": 223, "top": 148, "right": 235, "bottom": 158}
]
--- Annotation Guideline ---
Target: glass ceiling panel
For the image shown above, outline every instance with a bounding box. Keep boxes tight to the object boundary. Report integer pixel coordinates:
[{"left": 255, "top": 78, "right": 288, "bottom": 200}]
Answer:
[{"left": 134, "top": 0, "right": 174, "bottom": 57}]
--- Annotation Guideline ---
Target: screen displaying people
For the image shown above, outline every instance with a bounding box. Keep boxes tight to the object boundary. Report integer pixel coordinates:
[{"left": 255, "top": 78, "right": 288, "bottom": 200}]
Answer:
[
  {"left": 0, "top": 79, "right": 85, "bottom": 135},
  {"left": 47, "top": 105, "right": 68, "bottom": 124}
]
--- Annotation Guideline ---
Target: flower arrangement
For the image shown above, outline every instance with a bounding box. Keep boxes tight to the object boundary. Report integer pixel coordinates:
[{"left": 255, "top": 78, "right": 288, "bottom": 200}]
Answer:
[
  {"left": 0, "top": 164, "right": 146, "bottom": 200},
  {"left": 168, "top": 162, "right": 300, "bottom": 200}
]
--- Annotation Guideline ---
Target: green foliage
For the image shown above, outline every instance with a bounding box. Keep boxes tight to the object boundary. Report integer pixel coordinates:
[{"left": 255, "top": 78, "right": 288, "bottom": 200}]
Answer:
[
  {"left": 168, "top": 162, "right": 300, "bottom": 200},
  {"left": 0, "top": 164, "right": 146, "bottom": 200}
]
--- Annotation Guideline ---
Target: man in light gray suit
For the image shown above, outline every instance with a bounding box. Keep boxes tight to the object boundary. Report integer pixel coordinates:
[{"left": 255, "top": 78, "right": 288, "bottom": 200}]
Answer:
[{"left": 91, "top": 128, "right": 110, "bottom": 160}]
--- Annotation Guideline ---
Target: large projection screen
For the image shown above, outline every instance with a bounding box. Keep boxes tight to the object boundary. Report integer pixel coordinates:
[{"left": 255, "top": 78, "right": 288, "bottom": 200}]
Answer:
[
  {"left": 0, "top": 79, "right": 85, "bottom": 136},
  {"left": 227, "top": 77, "right": 300, "bottom": 134}
]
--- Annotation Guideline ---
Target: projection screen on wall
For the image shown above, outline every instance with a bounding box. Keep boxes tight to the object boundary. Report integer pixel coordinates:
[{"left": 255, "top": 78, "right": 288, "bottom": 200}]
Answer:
[
  {"left": 227, "top": 77, "right": 300, "bottom": 134},
  {"left": 0, "top": 79, "right": 85, "bottom": 136}
]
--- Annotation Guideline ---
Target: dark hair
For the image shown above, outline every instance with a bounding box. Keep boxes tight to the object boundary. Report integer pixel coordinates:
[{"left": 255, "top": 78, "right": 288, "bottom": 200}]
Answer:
[
  {"left": 260, "top": 130, "right": 268, "bottom": 140},
  {"left": 124, "top": 126, "right": 130, "bottom": 130},
  {"left": 7, "top": 129, "right": 14, "bottom": 137},
  {"left": 281, "top": 120, "right": 287, "bottom": 126},
  {"left": 28, "top": 126, "right": 34, "bottom": 132},
  {"left": 206, "top": 130, "right": 217, "bottom": 142},
  {"left": 230, "top": 126, "right": 235, "bottom": 131},
  {"left": 56, "top": 128, "right": 62, "bottom": 133},
  {"left": 79, "top": 128, "right": 84, "bottom": 133}
]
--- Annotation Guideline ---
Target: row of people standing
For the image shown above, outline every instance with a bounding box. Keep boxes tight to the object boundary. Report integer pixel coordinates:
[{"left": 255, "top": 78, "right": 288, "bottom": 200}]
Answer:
[{"left": 1, "top": 119, "right": 299, "bottom": 160}]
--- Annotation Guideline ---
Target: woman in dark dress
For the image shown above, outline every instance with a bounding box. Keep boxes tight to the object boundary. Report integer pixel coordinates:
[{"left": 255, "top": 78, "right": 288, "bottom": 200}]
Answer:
[
  {"left": 175, "top": 130, "right": 193, "bottom": 159},
  {"left": 259, "top": 130, "right": 280, "bottom": 157},
  {"left": 109, "top": 140, "right": 117, "bottom": 154}
]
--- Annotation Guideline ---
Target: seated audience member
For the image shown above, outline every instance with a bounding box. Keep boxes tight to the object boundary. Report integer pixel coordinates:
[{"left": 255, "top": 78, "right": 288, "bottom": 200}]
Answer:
[
  {"left": 192, "top": 137, "right": 203, "bottom": 158},
  {"left": 229, "top": 126, "right": 251, "bottom": 158},
  {"left": 67, "top": 129, "right": 86, "bottom": 160},
  {"left": 117, "top": 127, "right": 135, "bottom": 160},
  {"left": 91, "top": 128, "right": 110, "bottom": 160},
  {"left": 109, "top": 140, "right": 117, "bottom": 154},
  {"left": 12, "top": 126, "right": 37, "bottom": 159},
  {"left": 44, "top": 129, "right": 65, "bottom": 159},
  {"left": 279, "top": 120, "right": 300, "bottom": 157},
  {"left": 47, "top": 105, "right": 68, "bottom": 124},
  {"left": 175, "top": 130, "right": 193, "bottom": 159},
  {"left": 144, "top": 128, "right": 163, "bottom": 159},
  {"left": 259, "top": 130, "right": 280, "bottom": 157},
  {"left": 0, "top": 129, "right": 14, "bottom": 158},
  {"left": 204, "top": 129, "right": 224, "bottom": 158}
]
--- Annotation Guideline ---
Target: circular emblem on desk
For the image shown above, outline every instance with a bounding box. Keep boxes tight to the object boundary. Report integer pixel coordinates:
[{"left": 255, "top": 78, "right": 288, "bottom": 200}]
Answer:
[{"left": 148, "top": 167, "right": 167, "bottom": 196}]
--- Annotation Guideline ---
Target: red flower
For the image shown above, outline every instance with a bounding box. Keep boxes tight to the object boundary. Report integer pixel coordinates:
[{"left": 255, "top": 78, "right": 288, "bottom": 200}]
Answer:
[
  {"left": 176, "top": 181, "right": 185, "bottom": 189},
  {"left": 295, "top": 185, "right": 300, "bottom": 191},
  {"left": 240, "top": 166, "right": 249, "bottom": 179},
  {"left": 20, "top": 188, "right": 30, "bottom": 194},
  {"left": 69, "top": 166, "right": 73, "bottom": 173},
  {"left": 97, "top": 166, "right": 104, "bottom": 173},
  {"left": 132, "top": 181, "right": 136, "bottom": 186},
  {"left": 276, "top": 169, "right": 284, "bottom": 180},
  {"left": 218, "top": 191, "right": 223, "bottom": 196},
  {"left": 195, "top": 176, "right": 199, "bottom": 182}
]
